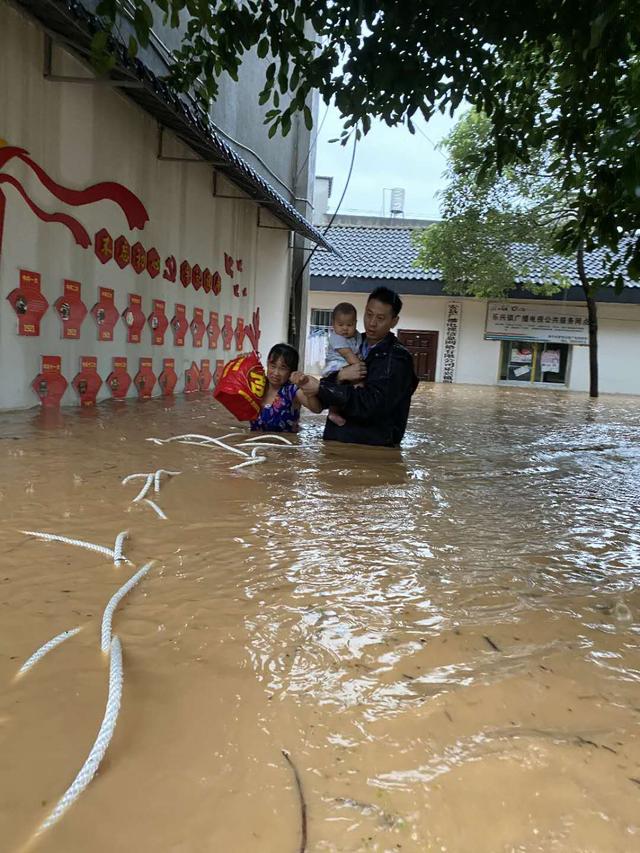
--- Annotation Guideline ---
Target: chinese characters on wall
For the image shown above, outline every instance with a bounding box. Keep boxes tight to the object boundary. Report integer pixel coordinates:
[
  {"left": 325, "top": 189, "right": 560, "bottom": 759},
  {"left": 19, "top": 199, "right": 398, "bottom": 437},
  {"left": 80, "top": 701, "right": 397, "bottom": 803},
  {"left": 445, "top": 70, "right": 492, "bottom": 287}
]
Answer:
[{"left": 442, "top": 301, "right": 462, "bottom": 384}]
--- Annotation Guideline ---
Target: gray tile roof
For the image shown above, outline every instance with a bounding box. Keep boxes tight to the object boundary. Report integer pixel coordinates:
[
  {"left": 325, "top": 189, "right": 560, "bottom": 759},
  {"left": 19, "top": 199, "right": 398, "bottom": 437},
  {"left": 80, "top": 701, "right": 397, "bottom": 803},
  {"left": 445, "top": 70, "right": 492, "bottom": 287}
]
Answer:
[{"left": 311, "top": 224, "right": 640, "bottom": 288}]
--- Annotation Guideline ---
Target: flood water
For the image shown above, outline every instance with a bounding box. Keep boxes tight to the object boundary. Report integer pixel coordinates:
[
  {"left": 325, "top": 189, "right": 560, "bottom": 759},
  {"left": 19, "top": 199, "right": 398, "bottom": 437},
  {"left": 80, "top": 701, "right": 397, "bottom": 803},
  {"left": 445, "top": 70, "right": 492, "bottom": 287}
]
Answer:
[{"left": 1, "top": 385, "right": 639, "bottom": 853}]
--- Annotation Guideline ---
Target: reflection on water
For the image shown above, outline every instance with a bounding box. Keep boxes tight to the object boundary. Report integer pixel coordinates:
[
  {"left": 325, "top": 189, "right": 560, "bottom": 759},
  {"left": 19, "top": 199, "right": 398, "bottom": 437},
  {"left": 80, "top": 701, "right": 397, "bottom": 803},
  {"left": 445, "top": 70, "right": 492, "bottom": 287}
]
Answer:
[{"left": 0, "top": 385, "right": 639, "bottom": 852}]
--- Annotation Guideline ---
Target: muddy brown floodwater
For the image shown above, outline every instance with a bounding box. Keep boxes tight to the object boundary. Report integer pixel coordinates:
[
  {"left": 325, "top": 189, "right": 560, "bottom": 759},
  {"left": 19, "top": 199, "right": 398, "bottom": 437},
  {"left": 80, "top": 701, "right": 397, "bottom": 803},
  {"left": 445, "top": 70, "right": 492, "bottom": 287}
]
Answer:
[{"left": 0, "top": 385, "right": 639, "bottom": 853}]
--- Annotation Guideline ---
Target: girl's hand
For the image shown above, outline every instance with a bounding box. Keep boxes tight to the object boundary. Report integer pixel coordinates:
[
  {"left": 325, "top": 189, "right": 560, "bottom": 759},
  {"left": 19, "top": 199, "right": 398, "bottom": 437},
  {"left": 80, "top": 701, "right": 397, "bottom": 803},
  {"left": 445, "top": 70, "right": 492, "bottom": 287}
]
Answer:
[{"left": 291, "top": 371, "right": 309, "bottom": 386}]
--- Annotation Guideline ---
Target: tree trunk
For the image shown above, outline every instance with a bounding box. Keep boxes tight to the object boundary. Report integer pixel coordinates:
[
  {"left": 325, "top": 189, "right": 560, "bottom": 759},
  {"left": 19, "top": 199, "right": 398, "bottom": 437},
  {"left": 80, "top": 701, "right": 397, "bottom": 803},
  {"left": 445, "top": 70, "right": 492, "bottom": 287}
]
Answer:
[{"left": 576, "top": 244, "right": 598, "bottom": 398}]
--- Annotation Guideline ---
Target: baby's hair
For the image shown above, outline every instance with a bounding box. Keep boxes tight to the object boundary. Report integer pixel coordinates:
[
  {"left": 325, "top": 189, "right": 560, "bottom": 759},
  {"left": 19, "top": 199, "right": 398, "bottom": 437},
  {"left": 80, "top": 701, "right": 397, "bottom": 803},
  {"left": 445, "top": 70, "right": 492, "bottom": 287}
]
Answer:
[
  {"left": 332, "top": 302, "right": 357, "bottom": 321},
  {"left": 267, "top": 343, "right": 299, "bottom": 372}
]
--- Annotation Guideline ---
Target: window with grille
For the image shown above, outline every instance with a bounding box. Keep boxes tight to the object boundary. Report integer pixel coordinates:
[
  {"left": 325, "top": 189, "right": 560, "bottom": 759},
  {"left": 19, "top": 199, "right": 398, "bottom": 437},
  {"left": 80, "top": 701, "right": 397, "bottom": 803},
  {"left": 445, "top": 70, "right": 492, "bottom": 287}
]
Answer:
[{"left": 310, "top": 308, "right": 332, "bottom": 329}]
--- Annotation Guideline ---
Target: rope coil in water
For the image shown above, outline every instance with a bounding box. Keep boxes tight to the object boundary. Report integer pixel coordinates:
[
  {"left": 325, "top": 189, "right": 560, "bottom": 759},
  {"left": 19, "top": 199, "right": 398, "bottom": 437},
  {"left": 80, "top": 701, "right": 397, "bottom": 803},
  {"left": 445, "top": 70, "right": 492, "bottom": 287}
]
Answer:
[
  {"left": 16, "top": 627, "right": 82, "bottom": 677},
  {"left": 36, "top": 635, "right": 124, "bottom": 836},
  {"left": 113, "top": 531, "right": 129, "bottom": 567},
  {"left": 101, "top": 562, "right": 154, "bottom": 653},
  {"left": 131, "top": 474, "right": 154, "bottom": 503}
]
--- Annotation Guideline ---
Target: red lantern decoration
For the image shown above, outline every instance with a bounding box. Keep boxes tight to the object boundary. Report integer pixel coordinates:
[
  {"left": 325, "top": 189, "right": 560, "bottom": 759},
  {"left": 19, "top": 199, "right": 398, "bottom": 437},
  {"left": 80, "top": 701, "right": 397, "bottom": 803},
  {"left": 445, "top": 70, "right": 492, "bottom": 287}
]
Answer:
[
  {"left": 184, "top": 361, "right": 200, "bottom": 393},
  {"left": 159, "top": 358, "right": 177, "bottom": 396},
  {"left": 55, "top": 279, "right": 87, "bottom": 340},
  {"left": 91, "top": 287, "right": 119, "bottom": 342},
  {"left": 72, "top": 356, "right": 102, "bottom": 407},
  {"left": 32, "top": 355, "right": 68, "bottom": 408},
  {"left": 191, "top": 307, "right": 205, "bottom": 347},
  {"left": 122, "top": 293, "right": 145, "bottom": 344},
  {"left": 134, "top": 357, "right": 156, "bottom": 399},
  {"left": 199, "top": 359, "right": 212, "bottom": 391},
  {"left": 213, "top": 352, "right": 266, "bottom": 421},
  {"left": 7, "top": 270, "right": 49, "bottom": 336},
  {"left": 106, "top": 357, "right": 131, "bottom": 400}
]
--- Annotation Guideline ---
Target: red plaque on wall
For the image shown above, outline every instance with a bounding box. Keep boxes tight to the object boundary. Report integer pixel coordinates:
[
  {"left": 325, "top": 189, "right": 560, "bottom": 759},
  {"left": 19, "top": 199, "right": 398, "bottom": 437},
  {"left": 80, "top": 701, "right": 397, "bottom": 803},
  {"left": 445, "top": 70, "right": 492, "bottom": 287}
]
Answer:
[
  {"left": 192, "top": 264, "right": 203, "bottom": 291},
  {"left": 32, "top": 356, "right": 68, "bottom": 407},
  {"left": 114, "top": 235, "right": 131, "bottom": 269},
  {"left": 159, "top": 358, "right": 177, "bottom": 396},
  {"left": 7, "top": 270, "right": 49, "bottom": 336},
  {"left": 171, "top": 304, "right": 188, "bottom": 346},
  {"left": 212, "top": 271, "right": 222, "bottom": 296},
  {"left": 222, "top": 314, "right": 234, "bottom": 350},
  {"left": 184, "top": 362, "right": 199, "bottom": 393},
  {"left": 55, "top": 279, "right": 87, "bottom": 340},
  {"left": 214, "top": 359, "right": 224, "bottom": 385},
  {"left": 199, "top": 359, "right": 212, "bottom": 391},
  {"left": 207, "top": 311, "right": 220, "bottom": 350},
  {"left": 163, "top": 255, "right": 177, "bottom": 283},
  {"left": 131, "top": 242, "right": 147, "bottom": 275},
  {"left": 202, "top": 268, "right": 212, "bottom": 294},
  {"left": 235, "top": 317, "right": 245, "bottom": 351},
  {"left": 106, "top": 356, "right": 131, "bottom": 400},
  {"left": 147, "top": 247, "right": 161, "bottom": 279},
  {"left": 72, "top": 356, "right": 102, "bottom": 407},
  {"left": 94, "top": 228, "right": 114, "bottom": 265},
  {"left": 148, "top": 299, "right": 168, "bottom": 345},
  {"left": 180, "top": 260, "right": 192, "bottom": 288},
  {"left": 134, "top": 357, "right": 156, "bottom": 399},
  {"left": 91, "top": 287, "right": 119, "bottom": 341},
  {"left": 191, "top": 307, "right": 206, "bottom": 348},
  {"left": 123, "top": 293, "right": 145, "bottom": 344}
]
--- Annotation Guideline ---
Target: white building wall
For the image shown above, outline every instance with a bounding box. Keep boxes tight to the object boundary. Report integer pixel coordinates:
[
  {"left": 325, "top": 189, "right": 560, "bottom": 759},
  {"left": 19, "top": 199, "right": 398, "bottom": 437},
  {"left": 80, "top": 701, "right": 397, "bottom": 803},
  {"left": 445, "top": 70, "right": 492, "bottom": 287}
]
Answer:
[
  {"left": 0, "top": 4, "right": 291, "bottom": 409},
  {"left": 308, "top": 290, "right": 640, "bottom": 395}
]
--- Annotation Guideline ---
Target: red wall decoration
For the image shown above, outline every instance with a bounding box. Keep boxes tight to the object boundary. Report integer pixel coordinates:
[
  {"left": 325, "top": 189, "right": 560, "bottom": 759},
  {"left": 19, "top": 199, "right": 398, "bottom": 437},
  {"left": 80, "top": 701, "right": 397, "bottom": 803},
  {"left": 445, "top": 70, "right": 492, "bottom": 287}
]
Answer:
[
  {"left": 180, "top": 260, "right": 191, "bottom": 288},
  {"left": 32, "top": 355, "right": 68, "bottom": 407},
  {"left": 131, "top": 242, "right": 146, "bottom": 275},
  {"left": 199, "top": 359, "right": 212, "bottom": 391},
  {"left": 147, "top": 247, "right": 160, "bottom": 278},
  {"left": 224, "top": 252, "right": 234, "bottom": 277},
  {"left": 212, "top": 271, "right": 222, "bottom": 295},
  {"left": 106, "top": 356, "right": 131, "bottom": 400},
  {"left": 159, "top": 358, "right": 177, "bottom": 396},
  {"left": 235, "top": 317, "right": 245, "bottom": 351},
  {"left": 214, "top": 359, "right": 224, "bottom": 385},
  {"left": 95, "top": 228, "right": 113, "bottom": 264},
  {"left": 192, "top": 264, "right": 202, "bottom": 291},
  {"left": 233, "top": 284, "right": 240, "bottom": 298},
  {"left": 203, "top": 268, "right": 212, "bottom": 293},
  {"left": 148, "top": 299, "right": 168, "bottom": 345},
  {"left": 114, "top": 235, "right": 131, "bottom": 269},
  {"left": 191, "top": 307, "right": 206, "bottom": 348},
  {"left": 134, "top": 357, "right": 156, "bottom": 399},
  {"left": 7, "top": 270, "right": 48, "bottom": 336},
  {"left": 123, "top": 293, "right": 145, "bottom": 344},
  {"left": 91, "top": 287, "right": 119, "bottom": 341},
  {"left": 207, "top": 311, "right": 220, "bottom": 350},
  {"left": 172, "top": 304, "right": 188, "bottom": 346},
  {"left": 245, "top": 307, "right": 261, "bottom": 352},
  {"left": 163, "top": 255, "right": 177, "bottom": 283},
  {"left": 222, "top": 314, "right": 234, "bottom": 350},
  {"left": 55, "top": 279, "right": 87, "bottom": 339},
  {"left": 184, "top": 362, "right": 199, "bottom": 393},
  {"left": 72, "top": 355, "right": 102, "bottom": 407},
  {"left": 236, "top": 259, "right": 243, "bottom": 272}
]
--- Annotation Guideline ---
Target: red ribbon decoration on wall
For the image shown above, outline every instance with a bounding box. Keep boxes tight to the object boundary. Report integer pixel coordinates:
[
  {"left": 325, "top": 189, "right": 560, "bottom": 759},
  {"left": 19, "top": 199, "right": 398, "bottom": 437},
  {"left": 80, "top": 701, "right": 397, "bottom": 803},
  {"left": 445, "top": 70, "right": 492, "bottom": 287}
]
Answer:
[
  {"left": 72, "top": 355, "right": 102, "bottom": 407},
  {"left": 7, "top": 270, "right": 49, "bottom": 336}
]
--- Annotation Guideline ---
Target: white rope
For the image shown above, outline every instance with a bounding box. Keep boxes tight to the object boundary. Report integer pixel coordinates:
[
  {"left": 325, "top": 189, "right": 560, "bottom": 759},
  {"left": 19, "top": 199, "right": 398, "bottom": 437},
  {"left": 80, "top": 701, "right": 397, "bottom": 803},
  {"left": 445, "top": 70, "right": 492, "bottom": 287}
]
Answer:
[
  {"left": 113, "top": 530, "right": 129, "bottom": 567},
  {"left": 243, "top": 434, "right": 292, "bottom": 445},
  {"left": 121, "top": 473, "right": 150, "bottom": 485},
  {"left": 237, "top": 442, "right": 299, "bottom": 449},
  {"left": 143, "top": 498, "right": 167, "bottom": 520},
  {"left": 154, "top": 469, "right": 181, "bottom": 493},
  {"left": 36, "top": 635, "right": 123, "bottom": 836},
  {"left": 20, "top": 531, "right": 115, "bottom": 561},
  {"left": 16, "top": 627, "right": 82, "bottom": 677},
  {"left": 147, "top": 434, "right": 250, "bottom": 458},
  {"left": 230, "top": 456, "right": 266, "bottom": 470},
  {"left": 101, "top": 562, "right": 154, "bottom": 653},
  {"left": 131, "top": 474, "right": 154, "bottom": 503}
]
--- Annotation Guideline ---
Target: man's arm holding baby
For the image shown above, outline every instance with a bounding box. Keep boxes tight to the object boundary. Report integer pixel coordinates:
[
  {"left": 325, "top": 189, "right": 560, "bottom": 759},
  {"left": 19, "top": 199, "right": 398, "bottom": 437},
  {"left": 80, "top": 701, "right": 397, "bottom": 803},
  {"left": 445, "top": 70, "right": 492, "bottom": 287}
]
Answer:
[{"left": 335, "top": 347, "right": 361, "bottom": 366}]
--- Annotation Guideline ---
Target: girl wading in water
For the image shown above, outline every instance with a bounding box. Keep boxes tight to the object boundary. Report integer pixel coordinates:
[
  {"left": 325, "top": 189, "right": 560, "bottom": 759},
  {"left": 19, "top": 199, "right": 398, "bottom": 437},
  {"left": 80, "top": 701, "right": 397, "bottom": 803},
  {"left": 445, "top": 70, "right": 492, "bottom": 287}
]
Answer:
[{"left": 250, "top": 343, "right": 322, "bottom": 433}]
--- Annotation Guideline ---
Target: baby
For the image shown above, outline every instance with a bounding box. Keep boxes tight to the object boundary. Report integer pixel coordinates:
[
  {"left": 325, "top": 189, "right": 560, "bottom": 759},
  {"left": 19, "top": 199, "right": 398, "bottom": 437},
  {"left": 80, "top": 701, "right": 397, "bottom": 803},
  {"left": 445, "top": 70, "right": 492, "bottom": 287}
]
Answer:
[{"left": 299, "top": 302, "right": 362, "bottom": 426}]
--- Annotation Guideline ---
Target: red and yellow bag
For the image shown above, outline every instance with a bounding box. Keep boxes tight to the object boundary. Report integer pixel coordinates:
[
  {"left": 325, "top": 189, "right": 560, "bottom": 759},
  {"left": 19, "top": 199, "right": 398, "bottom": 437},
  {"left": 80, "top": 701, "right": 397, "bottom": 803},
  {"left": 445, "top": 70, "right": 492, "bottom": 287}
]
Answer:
[{"left": 213, "top": 352, "right": 266, "bottom": 421}]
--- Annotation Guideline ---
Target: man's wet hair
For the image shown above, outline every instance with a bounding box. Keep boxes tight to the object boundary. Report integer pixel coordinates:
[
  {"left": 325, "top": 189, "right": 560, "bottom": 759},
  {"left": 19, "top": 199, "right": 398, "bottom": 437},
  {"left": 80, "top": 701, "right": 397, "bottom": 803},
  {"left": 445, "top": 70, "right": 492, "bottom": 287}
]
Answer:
[
  {"left": 267, "top": 343, "right": 299, "bottom": 372},
  {"left": 368, "top": 286, "right": 402, "bottom": 317},
  {"left": 332, "top": 302, "right": 357, "bottom": 321}
]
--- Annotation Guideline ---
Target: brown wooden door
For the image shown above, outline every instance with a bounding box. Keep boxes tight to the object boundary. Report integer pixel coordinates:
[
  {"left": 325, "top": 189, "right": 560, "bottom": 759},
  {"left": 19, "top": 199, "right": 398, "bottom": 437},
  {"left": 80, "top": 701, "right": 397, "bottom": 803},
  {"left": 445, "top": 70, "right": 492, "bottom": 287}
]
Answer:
[{"left": 398, "top": 330, "right": 439, "bottom": 381}]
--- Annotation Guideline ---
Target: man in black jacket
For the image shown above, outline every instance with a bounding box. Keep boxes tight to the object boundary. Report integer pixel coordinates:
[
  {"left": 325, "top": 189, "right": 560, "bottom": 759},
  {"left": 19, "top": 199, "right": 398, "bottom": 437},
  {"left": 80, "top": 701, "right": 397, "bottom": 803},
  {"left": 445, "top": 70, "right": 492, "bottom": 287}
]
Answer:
[{"left": 295, "top": 287, "right": 418, "bottom": 446}]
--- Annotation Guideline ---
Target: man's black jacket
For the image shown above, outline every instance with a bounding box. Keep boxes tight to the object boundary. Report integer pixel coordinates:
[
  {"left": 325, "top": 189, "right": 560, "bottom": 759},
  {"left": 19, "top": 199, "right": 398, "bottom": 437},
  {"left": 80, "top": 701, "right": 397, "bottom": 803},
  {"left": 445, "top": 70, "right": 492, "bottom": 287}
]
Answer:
[{"left": 317, "top": 332, "right": 418, "bottom": 446}]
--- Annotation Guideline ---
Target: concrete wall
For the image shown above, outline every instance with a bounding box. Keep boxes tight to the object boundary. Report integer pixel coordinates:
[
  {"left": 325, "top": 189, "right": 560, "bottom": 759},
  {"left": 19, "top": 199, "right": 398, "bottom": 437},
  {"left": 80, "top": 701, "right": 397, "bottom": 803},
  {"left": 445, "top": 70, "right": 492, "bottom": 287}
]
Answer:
[
  {"left": 0, "top": 3, "right": 291, "bottom": 410},
  {"left": 307, "top": 290, "right": 640, "bottom": 395}
]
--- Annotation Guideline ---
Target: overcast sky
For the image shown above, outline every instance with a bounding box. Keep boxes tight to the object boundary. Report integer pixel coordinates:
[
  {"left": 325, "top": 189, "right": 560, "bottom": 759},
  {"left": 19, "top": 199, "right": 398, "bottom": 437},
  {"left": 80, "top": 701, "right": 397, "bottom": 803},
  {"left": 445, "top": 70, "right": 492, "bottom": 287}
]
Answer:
[{"left": 313, "top": 104, "right": 462, "bottom": 221}]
